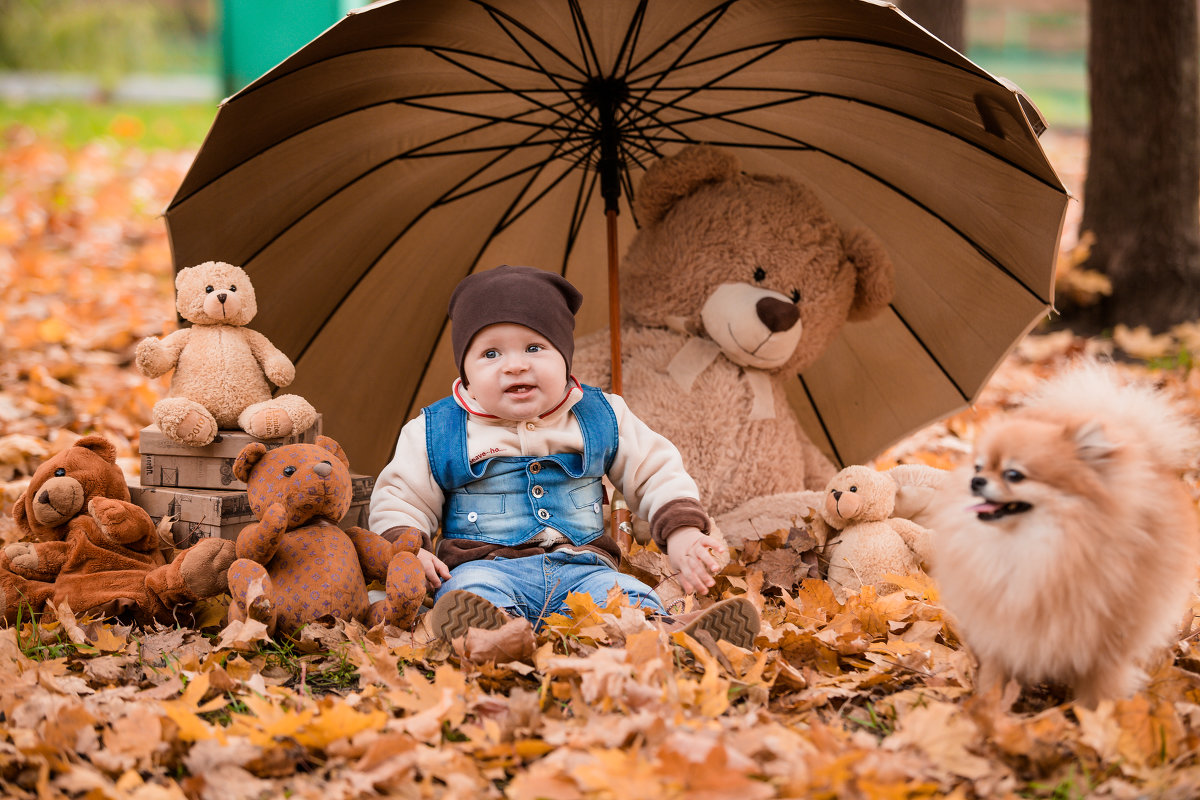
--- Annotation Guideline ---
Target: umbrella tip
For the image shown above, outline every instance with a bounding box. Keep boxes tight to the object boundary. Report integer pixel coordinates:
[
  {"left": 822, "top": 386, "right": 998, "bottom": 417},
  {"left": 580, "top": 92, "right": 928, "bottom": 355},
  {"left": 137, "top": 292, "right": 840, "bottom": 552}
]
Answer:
[{"left": 995, "top": 76, "right": 1049, "bottom": 137}]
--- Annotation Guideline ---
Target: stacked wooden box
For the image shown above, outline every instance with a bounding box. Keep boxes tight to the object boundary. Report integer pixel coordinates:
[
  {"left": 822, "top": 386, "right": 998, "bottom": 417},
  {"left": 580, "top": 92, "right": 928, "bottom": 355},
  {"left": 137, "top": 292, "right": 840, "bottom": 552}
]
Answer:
[{"left": 129, "top": 419, "right": 375, "bottom": 548}]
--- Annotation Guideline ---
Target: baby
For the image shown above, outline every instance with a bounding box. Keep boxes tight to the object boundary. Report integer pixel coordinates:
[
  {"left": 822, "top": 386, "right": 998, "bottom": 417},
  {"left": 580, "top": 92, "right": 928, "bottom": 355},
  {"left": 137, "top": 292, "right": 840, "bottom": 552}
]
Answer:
[{"left": 369, "top": 265, "right": 758, "bottom": 647}]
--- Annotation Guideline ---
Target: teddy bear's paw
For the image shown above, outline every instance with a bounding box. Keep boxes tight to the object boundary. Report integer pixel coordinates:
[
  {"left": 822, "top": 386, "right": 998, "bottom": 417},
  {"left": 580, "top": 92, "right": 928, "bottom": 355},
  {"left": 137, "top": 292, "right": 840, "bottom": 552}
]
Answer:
[
  {"left": 180, "top": 538, "right": 237, "bottom": 599},
  {"left": 4, "top": 542, "right": 38, "bottom": 573},
  {"left": 88, "top": 497, "right": 131, "bottom": 532},
  {"left": 246, "top": 407, "right": 294, "bottom": 440},
  {"left": 169, "top": 409, "right": 218, "bottom": 446}
]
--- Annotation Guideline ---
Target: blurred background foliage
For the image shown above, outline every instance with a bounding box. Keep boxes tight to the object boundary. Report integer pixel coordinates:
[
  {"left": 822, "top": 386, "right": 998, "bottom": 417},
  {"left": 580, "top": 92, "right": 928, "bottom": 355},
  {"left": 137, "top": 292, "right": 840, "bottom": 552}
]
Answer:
[{"left": 0, "top": 0, "right": 1087, "bottom": 147}]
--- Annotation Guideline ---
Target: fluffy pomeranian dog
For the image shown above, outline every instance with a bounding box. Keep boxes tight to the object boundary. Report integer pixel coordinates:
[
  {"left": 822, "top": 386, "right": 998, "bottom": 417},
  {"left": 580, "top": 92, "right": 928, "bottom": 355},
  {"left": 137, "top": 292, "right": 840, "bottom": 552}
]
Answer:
[{"left": 930, "top": 363, "right": 1200, "bottom": 708}]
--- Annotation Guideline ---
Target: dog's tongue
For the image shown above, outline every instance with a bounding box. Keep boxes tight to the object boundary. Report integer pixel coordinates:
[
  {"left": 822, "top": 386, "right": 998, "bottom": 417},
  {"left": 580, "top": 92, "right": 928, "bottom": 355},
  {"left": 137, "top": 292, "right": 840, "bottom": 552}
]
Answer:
[{"left": 969, "top": 502, "right": 1003, "bottom": 514}]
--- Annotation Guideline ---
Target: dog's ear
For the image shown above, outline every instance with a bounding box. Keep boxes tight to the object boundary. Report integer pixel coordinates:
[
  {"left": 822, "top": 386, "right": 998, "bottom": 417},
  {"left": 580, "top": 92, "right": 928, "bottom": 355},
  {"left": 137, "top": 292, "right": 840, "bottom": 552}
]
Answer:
[{"left": 1073, "top": 420, "right": 1118, "bottom": 465}]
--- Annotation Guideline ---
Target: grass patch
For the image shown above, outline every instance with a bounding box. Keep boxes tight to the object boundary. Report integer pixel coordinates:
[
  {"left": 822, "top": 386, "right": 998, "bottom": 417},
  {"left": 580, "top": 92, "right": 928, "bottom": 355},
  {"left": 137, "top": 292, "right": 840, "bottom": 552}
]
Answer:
[{"left": 2, "top": 99, "right": 215, "bottom": 149}]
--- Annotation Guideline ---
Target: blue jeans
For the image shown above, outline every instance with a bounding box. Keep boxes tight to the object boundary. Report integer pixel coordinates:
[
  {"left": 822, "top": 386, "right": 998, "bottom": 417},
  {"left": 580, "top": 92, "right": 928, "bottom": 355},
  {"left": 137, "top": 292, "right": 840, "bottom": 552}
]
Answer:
[{"left": 434, "top": 550, "right": 666, "bottom": 627}]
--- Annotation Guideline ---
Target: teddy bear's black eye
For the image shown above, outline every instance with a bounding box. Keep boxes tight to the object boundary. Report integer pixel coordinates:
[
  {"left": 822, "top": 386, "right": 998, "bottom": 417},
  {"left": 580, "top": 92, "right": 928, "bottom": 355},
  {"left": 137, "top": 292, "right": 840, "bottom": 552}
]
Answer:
[
  {"left": 205, "top": 285, "right": 214, "bottom": 293},
  {"left": 753, "top": 267, "right": 766, "bottom": 283},
  {"left": 54, "top": 468, "right": 66, "bottom": 477},
  {"left": 229, "top": 285, "right": 237, "bottom": 292},
  {"left": 789, "top": 288, "right": 801, "bottom": 303},
  {"left": 283, "top": 466, "right": 296, "bottom": 477},
  {"left": 849, "top": 485, "right": 857, "bottom": 492}
]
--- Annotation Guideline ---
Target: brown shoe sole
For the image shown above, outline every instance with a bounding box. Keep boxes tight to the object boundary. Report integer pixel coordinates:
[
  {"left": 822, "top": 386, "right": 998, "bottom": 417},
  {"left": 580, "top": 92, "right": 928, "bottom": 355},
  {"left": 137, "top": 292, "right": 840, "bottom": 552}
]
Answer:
[
  {"left": 681, "top": 596, "right": 760, "bottom": 649},
  {"left": 428, "top": 589, "right": 510, "bottom": 642}
]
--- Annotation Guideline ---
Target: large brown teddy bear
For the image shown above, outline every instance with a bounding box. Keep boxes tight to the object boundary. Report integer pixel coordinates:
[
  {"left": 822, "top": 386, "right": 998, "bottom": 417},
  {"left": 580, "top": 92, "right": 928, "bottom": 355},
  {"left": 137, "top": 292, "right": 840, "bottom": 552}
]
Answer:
[
  {"left": 813, "top": 465, "right": 933, "bottom": 602},
  {"left": 574, "top": 145, "right": 895, "bottom": 545},
  {"left": 135, "top": 261, "right": 318, "bottom": 447},
  {"left": 226, "top": 436, "right": 425, "bottom": 635},
  {"left": 1, "top": 436, "right": 235, "bottom": 624}
]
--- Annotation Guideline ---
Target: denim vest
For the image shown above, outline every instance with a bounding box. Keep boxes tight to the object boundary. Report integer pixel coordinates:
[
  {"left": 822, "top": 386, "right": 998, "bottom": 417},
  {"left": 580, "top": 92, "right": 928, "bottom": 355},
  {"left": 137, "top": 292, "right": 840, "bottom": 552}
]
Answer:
[{"left": 424, "top": 385, "right": 618, "bottom": 547}]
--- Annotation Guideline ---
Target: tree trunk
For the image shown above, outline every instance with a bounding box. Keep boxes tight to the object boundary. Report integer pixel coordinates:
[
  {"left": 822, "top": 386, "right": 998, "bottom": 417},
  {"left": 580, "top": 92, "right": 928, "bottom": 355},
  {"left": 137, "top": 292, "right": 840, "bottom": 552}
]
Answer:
[
  {"left": 1073, "top": 0, "right": 1200, "bottom": 332},
  {"left": 900, "top": 0, "right": 965, "bottom": 53}
]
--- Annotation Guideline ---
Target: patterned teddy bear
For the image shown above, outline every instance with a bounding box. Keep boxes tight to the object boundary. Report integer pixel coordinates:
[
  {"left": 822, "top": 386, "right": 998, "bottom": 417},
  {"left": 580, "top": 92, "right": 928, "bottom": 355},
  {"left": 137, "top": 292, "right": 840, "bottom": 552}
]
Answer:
[{"left": 226, "top": 435, "right": 425, "bottom": 635}]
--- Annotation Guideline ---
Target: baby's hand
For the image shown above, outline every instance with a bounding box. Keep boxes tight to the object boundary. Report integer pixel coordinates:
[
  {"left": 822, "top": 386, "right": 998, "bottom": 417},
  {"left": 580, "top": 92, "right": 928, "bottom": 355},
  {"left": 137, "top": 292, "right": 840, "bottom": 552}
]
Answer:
[
  {"left": 666, "top": 526, "right": 726, "bottom": 594},
  {"left": 418, "top": 549, "right": 451, "bottom": 590}
]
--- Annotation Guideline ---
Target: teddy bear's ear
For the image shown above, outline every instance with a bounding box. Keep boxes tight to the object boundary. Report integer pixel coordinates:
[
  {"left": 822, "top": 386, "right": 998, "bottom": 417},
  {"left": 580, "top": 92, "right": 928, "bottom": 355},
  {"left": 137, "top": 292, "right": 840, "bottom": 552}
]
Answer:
[
  {"left": 233, "top": 443, "right": 269, "bottom": 483},
  {"left": 11, "top": 493, "right": 30, "bottom": 534},
  {"left": 633, "top": 145, "right": 740, "bottom": 226},
  {"left": 315, "top": 435, "right": 350, "bottom": 469},
  {"left": 75, "top": 435, "right": 118, "bottom": 464},
  {"left": 842, "top": 229, "right": 896, "bottom": 321}
]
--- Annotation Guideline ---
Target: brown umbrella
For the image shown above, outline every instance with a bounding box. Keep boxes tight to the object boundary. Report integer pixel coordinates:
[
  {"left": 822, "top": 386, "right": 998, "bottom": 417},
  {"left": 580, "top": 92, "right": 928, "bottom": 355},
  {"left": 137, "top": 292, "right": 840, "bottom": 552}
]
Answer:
[{"left": 165, "top": 0, "right": 1067, "bottom": 473}]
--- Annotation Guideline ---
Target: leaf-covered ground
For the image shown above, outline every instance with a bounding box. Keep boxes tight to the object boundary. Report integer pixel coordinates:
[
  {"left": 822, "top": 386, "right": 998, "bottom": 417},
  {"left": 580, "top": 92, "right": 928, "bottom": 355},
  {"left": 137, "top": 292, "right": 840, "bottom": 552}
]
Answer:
[{"left": 4, "top": 126, "right": 1200, "bottom": 799}]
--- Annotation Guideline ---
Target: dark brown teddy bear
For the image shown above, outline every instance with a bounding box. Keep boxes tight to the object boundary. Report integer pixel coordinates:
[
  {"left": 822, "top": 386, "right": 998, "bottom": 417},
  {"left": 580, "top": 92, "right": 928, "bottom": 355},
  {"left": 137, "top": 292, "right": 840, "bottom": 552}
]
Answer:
[
  {"left": 2, "top": 436, "right": 235, "bottom": 624},
  {"left": 226, "top": 435, "right": 424, "bottom": 635}
]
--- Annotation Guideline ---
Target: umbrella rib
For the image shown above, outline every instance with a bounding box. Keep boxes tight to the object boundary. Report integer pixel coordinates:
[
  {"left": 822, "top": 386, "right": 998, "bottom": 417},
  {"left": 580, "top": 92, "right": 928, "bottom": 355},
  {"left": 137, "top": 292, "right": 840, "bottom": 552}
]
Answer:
[
  {"left": 424, "top": 46, "right": 587, "bottom": 132},
  {"left": 617, "top": 0, "right": 650, "bottom": 79},
  {"left": 567, "top": 0, "right": 604, "bottom": 78},
  {"left": 616, "top": 3, "right": 735, "bottom": 136},
  {"left": 620, "top": 43, "right": 785, "bottom": 135},
  {"left": 886, "top": 305, "right": 972, "bottom": 401},
  {"left": 441, "top": 138, "right": 596, "bottom": 208},
  {"left": 795, "top": 374, "right": 844, "bottom": 468},
  {"left": 623, "top": 1, "right": 736, "bottom": 77},
  {"left": 470, "top": 0, "right": 589, "bottom": 79},
  {"left": 562, "top": 143, "right": 604, "bottom": 272}
]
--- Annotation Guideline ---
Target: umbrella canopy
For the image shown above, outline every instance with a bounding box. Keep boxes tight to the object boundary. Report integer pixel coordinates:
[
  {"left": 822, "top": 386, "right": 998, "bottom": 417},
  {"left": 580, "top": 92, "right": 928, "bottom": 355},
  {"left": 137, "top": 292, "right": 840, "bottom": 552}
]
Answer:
[{"left": 165, "top": 0, "right": 1067, "bottom": 473}]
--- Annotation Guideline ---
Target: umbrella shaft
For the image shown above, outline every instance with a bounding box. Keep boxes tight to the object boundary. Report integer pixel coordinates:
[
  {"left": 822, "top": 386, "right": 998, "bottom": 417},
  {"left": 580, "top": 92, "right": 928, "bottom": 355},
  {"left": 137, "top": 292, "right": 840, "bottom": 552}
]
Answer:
[{"left": 606, "top": 208, "right": 622, "bottom": 395}]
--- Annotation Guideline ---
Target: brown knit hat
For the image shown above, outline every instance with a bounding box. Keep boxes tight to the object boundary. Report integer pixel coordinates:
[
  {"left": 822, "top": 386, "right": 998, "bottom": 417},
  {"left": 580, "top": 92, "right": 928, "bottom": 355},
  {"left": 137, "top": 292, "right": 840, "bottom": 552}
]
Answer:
[{"left": 449, "top": 265, "right": 583, "bottom": 384}]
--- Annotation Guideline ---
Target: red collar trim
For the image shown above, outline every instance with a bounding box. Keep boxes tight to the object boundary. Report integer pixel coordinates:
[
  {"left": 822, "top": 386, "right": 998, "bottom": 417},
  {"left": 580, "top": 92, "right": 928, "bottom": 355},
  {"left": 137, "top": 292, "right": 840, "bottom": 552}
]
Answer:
[{"left": 453, "top": 377, "right": 581, "bottom": 420}]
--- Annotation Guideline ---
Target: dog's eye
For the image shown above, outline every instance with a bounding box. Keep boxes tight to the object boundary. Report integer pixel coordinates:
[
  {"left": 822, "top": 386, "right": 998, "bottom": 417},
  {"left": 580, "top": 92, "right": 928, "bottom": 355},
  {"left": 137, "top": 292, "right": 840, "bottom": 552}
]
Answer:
[
  {"left": 1003, "top": 469, "right": 1025, "bottom": 483},
  {"left": 54, "top": 468, "right": 66, "bottom": 477},
  {"left": 753, "top": 267, "right": 766, "bottom": 282},
  {"left": 283, "top": 466, "right": 296, "bottom": 477},
  {"left": 973, "top": 464, "right": 982, "bottom": 473},
  {"left": 205, "top": 285, "right": 214, "bottom": 293},
  {"left": 789, "top": 288, "right": 801, "bottom": 303}
]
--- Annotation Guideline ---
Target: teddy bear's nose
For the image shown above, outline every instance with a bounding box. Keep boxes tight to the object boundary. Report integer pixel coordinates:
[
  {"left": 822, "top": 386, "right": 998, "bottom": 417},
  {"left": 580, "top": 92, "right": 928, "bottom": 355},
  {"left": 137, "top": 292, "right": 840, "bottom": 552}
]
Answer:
[
  {"left": 216, "top": 292, "right": 228, "bottom": 303},
  {"left": 831, "top": 490, "right": 842, "bottom": 501},
  {"left": 756, "top": 297, "right": 800, "bottom": 333},
  {"left": 313, "top": 461, "right": 332, "bottom": 477},
  {"left": 37, "top": 489, "right": 50, "bottom": 504}
]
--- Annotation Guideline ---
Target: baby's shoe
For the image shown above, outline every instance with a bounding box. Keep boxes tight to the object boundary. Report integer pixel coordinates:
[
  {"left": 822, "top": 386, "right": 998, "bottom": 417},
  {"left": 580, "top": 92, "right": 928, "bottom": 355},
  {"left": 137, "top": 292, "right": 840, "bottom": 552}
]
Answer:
[
  {"left": 678, "top": 596, "right": 760, "bottom": 649},
  {"left": 428, "top": 589, "right": 511, "bottom": 642}
]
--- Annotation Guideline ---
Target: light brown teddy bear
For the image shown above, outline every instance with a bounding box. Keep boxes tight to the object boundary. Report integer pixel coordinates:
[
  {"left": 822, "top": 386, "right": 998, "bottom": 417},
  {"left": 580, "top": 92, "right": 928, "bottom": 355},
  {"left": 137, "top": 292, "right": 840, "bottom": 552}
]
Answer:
[
  {"left": 136, "top": 261, "right": 317, "bottom": 446},
  {"left": 815, "top": 465, "right": 933, "bottom": 602},
  {"left": 574, "top": 145, "right": 895, "bottom": 546},
  {"left": 226, "top": 435, "right": 425, "bottom": 636},
  {"left": 2, "top": 436, "right": 235, "bottom": 624}
]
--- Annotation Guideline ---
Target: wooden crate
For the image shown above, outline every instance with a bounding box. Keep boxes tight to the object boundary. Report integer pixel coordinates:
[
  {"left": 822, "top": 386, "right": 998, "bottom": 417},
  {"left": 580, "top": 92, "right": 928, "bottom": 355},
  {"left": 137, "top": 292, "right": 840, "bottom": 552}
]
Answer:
[
  {"left": 130, "top": 474, "right": 375, "bottom": 548},
  {"left": 138, "top": 417, "right": 322, "bottom": 490}
]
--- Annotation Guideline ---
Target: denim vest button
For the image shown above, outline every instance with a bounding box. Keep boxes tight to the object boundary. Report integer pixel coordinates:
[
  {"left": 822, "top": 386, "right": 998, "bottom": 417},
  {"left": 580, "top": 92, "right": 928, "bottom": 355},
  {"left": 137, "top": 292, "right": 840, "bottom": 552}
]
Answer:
[
  {"left": 593, "top": 501, "right": 601, "bottom": 513},
  {"left": 532, "top": 485, "right": 544, "bottom": 498},
  {"left": 467, "top": 511, "right": 478, "bottom": 523},
  {"left": 529, "top": 462, "right": 541, "bottom": 474},
  {"left": 537, "top": 508, "right": 550, "bottom": 520}
]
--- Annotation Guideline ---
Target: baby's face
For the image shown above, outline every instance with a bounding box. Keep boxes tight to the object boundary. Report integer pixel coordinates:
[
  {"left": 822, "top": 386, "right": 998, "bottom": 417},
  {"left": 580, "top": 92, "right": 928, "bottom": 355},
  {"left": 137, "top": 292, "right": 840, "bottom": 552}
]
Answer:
[{"left": 462, "top": 323, "right": 568, "bottom": 420}]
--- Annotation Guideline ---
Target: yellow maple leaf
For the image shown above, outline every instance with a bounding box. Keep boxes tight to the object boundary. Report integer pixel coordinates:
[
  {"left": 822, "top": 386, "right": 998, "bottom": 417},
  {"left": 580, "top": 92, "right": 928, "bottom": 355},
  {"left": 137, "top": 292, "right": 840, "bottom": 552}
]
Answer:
[{"left": 36, "top": 317, "right": 70, "bottom": 344}]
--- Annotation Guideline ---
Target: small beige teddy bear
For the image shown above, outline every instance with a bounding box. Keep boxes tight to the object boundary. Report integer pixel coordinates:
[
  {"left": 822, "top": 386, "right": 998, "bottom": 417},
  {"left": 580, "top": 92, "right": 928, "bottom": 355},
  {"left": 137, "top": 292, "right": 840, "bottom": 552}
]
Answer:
[
  {"left": 136, "top": 261, "right": 318, "bottom": 446},
  {"left": 816, "top": 465, "right": 934, "bottom": 602}
]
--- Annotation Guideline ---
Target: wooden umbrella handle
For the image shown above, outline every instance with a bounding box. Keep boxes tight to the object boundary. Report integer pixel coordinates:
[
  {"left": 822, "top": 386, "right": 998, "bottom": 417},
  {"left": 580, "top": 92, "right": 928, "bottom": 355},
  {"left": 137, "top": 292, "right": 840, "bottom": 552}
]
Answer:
[{"left": 606, "top": 208, "right": 622, "bottom": 394}]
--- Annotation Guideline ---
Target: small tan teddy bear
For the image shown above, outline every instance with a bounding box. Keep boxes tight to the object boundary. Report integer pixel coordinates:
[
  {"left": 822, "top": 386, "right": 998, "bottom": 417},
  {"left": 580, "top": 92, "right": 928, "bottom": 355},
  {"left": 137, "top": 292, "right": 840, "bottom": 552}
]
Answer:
[
  {"left": 816, "top": 465, "right": 934, "bottom": 602},
  {"left": 136, "top": 261, "right": 317, "bottom": 446}
]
